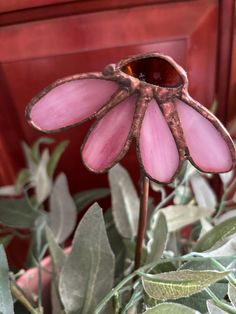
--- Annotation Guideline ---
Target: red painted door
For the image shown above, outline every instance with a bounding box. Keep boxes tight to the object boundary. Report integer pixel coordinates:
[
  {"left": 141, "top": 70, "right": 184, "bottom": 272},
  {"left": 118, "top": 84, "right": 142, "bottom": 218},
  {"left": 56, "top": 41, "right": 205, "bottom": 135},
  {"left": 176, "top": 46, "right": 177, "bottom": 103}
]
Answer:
[{"left": 0, "top": 0, "right": 220, "bottom": 191}]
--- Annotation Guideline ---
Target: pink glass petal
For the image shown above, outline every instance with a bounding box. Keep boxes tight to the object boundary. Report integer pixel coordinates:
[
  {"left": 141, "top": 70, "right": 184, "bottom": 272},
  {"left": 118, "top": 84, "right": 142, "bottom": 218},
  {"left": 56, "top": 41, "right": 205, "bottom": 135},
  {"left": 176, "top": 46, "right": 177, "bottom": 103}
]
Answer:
[
  {"left": 176, "top": 99, "right": 233, "bottom": 172},
  {"left": 139, "top": 99, "right": 179, "bottom": 183},
  {"left": 82, "top": 94, "right": 137, "bottom": 172},
  {"left": 30, "top": 79, "right": 119, "bottom": 131}
]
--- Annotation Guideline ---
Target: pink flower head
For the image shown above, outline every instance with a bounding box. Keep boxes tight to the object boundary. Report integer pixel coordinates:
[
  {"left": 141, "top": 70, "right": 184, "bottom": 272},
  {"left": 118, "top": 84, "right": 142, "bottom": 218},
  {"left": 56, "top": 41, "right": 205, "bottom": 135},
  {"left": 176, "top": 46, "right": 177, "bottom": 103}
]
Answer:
[{"left": 26, "top": 53, "right": 235, "bottom": 183}]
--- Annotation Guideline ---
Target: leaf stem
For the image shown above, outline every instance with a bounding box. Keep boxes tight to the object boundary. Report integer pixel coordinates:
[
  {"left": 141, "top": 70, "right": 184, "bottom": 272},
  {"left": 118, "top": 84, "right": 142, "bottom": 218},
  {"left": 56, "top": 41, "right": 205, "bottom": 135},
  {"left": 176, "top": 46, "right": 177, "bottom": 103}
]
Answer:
[
  {"left": 135, "top": 176, "right": 149, "bottom": 269},
  {"left": 157, "top": 176, "right": 188, "bottom": 211},
  {"left": 216, "top": 177, "right": 236, "bottom": 218},
  {"left": 209, "top": 258, "right": 236, "bottom": 287},
  {"left": 11, "top": 282, "right": 42, "bottom": 314},
  {"left": 112, "top": 293, "right": 121, "bottom": 314},
  {"left": 205, "top": 287, "right": 236, "bottom": 314},
  {"left": 94, "top": 269, "right": 140, "bottom": 314},
  {"left": 150, "top": 175, "right": 189, "bottom": 231}
]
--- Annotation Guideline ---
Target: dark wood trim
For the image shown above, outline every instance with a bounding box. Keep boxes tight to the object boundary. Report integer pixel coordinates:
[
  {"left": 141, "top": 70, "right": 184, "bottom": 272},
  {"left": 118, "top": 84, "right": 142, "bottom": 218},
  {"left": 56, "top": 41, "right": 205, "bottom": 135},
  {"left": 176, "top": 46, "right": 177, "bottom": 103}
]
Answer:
[
  {"left": 0, "top": 0, "right": 191, "bottom": 27},
  {"left": 215, "top": 0, "right": 235, "bottom": 123}
]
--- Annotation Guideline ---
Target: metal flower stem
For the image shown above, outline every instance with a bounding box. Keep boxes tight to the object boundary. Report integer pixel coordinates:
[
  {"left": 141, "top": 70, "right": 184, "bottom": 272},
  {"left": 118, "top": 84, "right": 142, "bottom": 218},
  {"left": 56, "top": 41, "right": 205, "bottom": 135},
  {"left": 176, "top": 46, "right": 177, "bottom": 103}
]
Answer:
[{"left": 135, "top": 175, "right": 150, "bottom": 269}]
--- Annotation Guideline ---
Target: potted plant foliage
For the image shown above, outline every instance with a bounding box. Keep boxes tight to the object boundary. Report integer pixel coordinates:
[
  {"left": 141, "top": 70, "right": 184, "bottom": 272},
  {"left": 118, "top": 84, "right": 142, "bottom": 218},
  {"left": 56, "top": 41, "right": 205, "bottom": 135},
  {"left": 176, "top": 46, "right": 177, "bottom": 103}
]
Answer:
[{"left": 0, "top": 52, "right": 235, "bottom": 314}]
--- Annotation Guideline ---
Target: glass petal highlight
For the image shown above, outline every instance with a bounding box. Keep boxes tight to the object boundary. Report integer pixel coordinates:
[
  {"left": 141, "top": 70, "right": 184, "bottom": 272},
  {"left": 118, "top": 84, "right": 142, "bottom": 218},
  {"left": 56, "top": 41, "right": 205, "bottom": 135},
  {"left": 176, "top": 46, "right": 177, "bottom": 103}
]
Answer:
[
  {"left": 139, "top": 99, "right": 179, "bottom": 183},
  {"left": 29, "top": 78, "right": 119, "bottom": 131},
  {"left": 176, "top": 99, "right": 233, "bottom": 172},
  {"left": 82, "top": 94, "right": 137, "bottom": 172}
]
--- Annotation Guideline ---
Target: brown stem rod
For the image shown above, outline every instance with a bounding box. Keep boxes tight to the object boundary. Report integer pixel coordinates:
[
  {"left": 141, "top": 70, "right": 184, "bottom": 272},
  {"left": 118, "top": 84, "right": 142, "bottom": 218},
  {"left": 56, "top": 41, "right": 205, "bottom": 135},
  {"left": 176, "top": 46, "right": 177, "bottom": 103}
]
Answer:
[{"left": 135, "top": 176, "right": 149, "bottom": 269}]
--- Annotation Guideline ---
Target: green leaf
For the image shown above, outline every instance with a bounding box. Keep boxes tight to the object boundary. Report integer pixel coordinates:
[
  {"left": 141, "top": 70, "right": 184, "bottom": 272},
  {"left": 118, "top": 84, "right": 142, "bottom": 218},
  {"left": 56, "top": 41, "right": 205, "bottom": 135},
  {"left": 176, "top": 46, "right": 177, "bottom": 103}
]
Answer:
[
  {"left": 190, "top": 173, "right": 217, "bottom": 209},
  {"left": 178, "top": 284, "right": 228, "bottom": 314},
  {"left": 180, "top": 257, "right": 232, "bottom": 271},
  {"left": 45, "top": 226, "right": 65, "bottom": 281},
  {"left": 46, "top": 226, "right": 66, "bottom": 314},
  {"left": 27, "top": 213, "right": 48, "bottom": 267},
  {"left": 73, "top": 188, "right": 110, "bottom": 212},
  {"left": 160, "top": 205, "right": 214, "bottom": 232},
  {"left": 228, "top": 284, "right": 236, "bottom": 308},
  {"left": 143, "top": 303, "right": 200, "bottom": 314},
  {"left": 32, "top": 149, "right": 52, "bottom": 204},
  {"left": 0, "top": 198, "right": 41, "bottom": 228},
  {"left": 15, "top": 169, "right": 31, "bottom": 191},
  {"left": 22, "top": 142, "right": 36, "bottom": 171},
  {"left": 59, "top": 203, "right": 115, "bottom": 314},
  {"left": 0, "top": 245, "right": 14, "bottom": 314},
  {"left": 200, "top": 235, "right": 236, "bottom": 257},
  {"left": 178, "top": 258, "right": 229, "bottom": 312},
  {"left": 147, "top": 212, "right": 168, "bottom": 263},
  {"left": 47, "top": 140, "right": 69, "bottom": 177},
  {"left": 31, "top": 137, "right": 54, "bottom": 163},
  {"left": 109, "top": 164, "right": 139, "bottom": 238},
  {"left": 123, "top": 238, "right": 147, "bottom": 264},
  {"left": 178, "top": 291, "right": 226, "bottom": 314},
  {"left": 142, "top": 269, "right": 229, "bottom": 300},
  {"left": 194, "top": 217, "right": 236, "bottom": 252},
  {"left": 49, "top": 173, "right": 77, "bottom": 243},
  {"left": 104, "top": 210, "right": 126, "bottom": 282},
  {"left": 51, "top": 282, "right": 64, "bottom": 314},
  {"left": 152, "top": 261, "right": 176, "bottom": 274}
]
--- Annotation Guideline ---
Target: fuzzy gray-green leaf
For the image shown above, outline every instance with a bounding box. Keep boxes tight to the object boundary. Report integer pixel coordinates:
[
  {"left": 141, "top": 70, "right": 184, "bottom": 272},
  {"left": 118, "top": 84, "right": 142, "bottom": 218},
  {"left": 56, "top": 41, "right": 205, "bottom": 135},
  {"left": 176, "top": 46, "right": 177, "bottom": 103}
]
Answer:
[
  {"left": 31, "top": 137, "right": 54, "bottom": 163},
  {"left": 143, "top": 303, "right": 200, "bottom": 314},
  {"left": 109, "top": 164, "right": 139, "bottom": 238},
  {"left": 47, "top": 140, "right": 69, "bottom": 177},
  {"left": 45, "top": 226, "right": 65, "bottom": 281},
  {"left": 32, "top": 149, "right": 52, "bottom": 204},
  {"left": 200, "top": 235, "right": 236, "bottom": 257},
  {"left": 0, "top": 245, "right": 14, "bottom": 314},
  {"left": 160, "top": 205, "right": 214, "bottom": 232},
  {"left": 15, "top": 169, "right": 31, "bottom": 191},
  {"left": 142, "top": 269, "right": 229, "bottom": 300},
  {"left": 59, "top": 203, "right": 114, "bottom": 314},
  {"left": 73, "top": 188, "right": 110, "bottom": 212},
  {"left": 190, "top": 173, "right": 216, "bottom": 209},
  {"left": 194, "top": 217, "right": 236, "bottom": 252},
  {"left": 147, "top": 212, "right": 168, "bottom": 263},
  {"left": 46, "top": 226, "right": 66, "bottom": 314},
  {"left": 49, "top": 173, "right": 77, "bottom": 243},
  {"left": 0, "top": 198, "right": 41, "bottom": 228}
]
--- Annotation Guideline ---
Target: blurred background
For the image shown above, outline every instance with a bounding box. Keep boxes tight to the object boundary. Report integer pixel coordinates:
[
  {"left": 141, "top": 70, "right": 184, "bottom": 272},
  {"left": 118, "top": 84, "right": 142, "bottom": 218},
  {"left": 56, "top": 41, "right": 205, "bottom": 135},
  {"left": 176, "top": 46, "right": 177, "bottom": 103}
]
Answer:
[{"left": 0, "top": 0, "right": 235, "bottom": 193}]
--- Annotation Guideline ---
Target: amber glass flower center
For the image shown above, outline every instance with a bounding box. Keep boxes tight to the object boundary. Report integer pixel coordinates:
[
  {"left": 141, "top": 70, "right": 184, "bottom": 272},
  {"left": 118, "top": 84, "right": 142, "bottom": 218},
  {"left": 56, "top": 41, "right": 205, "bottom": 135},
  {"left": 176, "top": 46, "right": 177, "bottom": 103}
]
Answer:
[{"left": 121, "top": 57, "right": 183, "bottom": 88}]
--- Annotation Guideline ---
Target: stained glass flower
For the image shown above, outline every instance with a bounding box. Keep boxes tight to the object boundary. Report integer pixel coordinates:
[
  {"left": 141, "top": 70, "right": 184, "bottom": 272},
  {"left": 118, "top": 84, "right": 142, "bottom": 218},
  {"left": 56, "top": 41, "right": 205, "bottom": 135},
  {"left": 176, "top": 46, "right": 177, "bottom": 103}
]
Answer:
[{"left": 26, "top": 53, "right": 235, "bottom": 183}]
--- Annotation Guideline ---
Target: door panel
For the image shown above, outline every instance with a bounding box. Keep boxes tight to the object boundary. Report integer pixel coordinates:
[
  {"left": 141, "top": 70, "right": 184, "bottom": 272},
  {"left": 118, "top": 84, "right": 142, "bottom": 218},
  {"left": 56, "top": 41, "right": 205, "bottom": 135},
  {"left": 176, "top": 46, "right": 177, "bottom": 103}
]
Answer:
[{"left": 0, "top": 0, "right": 218, "bottom": 189}]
